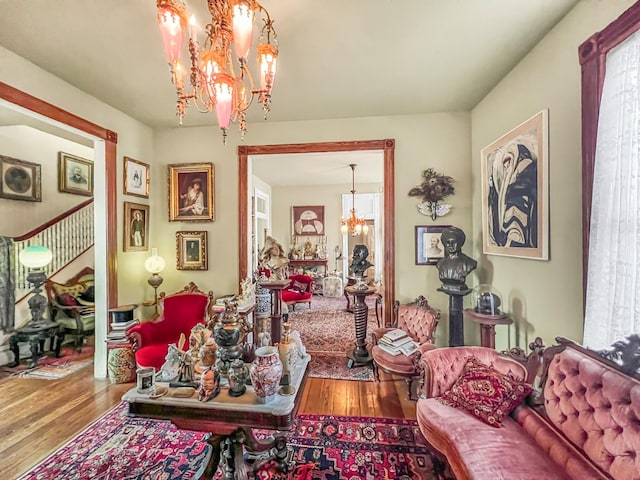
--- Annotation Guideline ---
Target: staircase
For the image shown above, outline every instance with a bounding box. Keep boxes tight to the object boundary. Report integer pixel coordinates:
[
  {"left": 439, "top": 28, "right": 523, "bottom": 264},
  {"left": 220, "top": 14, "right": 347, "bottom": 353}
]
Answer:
[{"left": 13, "top": 199, "right": 94, "bottom": 298}]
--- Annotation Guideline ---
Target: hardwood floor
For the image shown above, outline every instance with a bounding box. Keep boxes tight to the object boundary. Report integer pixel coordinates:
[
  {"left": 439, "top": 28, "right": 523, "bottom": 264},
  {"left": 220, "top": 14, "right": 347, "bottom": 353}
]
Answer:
[{"left": 0, "top": 366, "right": 415, "bottom": 479}]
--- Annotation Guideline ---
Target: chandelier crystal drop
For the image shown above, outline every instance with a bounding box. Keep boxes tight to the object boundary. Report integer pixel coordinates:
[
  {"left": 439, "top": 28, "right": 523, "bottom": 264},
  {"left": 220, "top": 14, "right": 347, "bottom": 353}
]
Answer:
[
  {"left": 156, "top": 0, "right": 278, "bottom": 144},
  {"left": 341, "top": 164, "right": 369, "bottom": 236}
]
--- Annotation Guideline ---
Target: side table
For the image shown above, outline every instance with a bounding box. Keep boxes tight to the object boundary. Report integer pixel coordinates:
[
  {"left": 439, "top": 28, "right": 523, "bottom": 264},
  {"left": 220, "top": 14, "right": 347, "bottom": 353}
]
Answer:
[
  {"left": 8, "top": 322, "right": 63, "bottom": 368},
  {"left": 463, "top": 309, "right": 513, "bottom": 349}
]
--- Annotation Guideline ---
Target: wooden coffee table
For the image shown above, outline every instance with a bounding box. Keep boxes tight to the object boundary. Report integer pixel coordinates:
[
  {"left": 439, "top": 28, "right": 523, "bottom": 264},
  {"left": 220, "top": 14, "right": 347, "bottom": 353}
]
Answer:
[{"left": 123, "top": 354, "right": 310, "bottom": 480}]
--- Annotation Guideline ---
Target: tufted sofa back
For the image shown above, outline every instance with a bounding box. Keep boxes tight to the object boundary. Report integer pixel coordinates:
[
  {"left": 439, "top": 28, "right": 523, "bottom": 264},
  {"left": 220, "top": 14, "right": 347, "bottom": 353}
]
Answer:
[
  {"left": 543, "top": 346, "right": 640, "bottom": 479},
  {"left": 420, "top": 346, "right": 528, "bottom": 397}
]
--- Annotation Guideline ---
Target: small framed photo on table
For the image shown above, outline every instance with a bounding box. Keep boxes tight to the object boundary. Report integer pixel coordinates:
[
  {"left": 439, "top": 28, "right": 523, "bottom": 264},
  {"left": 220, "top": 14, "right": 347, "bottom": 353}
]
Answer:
[
  {"left": 176, "top": 231, "right": 208, "bottom": 270},
  {"left": 58, "top": 152, "right": 93, "bottom": 196},
  {"left": 123, "top": 156, "right": 149, "bottom": 198},
  {"left": 415, "top": 225, "right": 450, "bottom": 265},
  {"left": 0, "top": 155, "right": 41, "bottom": 202}
]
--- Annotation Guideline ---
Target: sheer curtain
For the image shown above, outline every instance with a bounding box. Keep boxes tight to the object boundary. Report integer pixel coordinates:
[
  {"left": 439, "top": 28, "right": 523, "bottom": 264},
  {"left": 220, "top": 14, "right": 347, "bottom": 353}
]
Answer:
[{"left": 584, "top": 31, "right": 640, "bottom": 349}]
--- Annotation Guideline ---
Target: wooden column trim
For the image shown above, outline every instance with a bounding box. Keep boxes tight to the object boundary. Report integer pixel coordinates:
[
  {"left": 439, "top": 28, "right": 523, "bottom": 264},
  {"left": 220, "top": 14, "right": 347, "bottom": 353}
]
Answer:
[{"left": 238, "top": 139, "right": 395, "bottom": 326}]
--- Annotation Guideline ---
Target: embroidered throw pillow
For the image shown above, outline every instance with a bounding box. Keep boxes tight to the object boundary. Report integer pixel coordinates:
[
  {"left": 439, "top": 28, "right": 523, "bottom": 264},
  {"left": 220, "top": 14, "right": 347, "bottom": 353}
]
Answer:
[
  {"left": 292, "top": 280, "right": 308, "bottom": 293},
  {"left": 439, "top": 355, "right": 532, "bottom": 427}
]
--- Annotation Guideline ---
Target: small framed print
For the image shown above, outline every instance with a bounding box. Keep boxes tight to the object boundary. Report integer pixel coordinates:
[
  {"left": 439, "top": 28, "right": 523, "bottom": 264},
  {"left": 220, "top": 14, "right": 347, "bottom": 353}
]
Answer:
[
  {"left": 0, "top": 155, "right": 41, "bottom": 202},
  {"left": 123, "top": 156, "right": 149, "bottom": 198},
  {"left": 176, "top": 231, "right": 208, "bottom": 270},
  {"left": 124, "top": 202, "right": 149, "bottom": 252},
  {"left": 59, "top": 152, "right": 94, "bottom": 196},
  {"left": 168, "top": 163, "right": 215, "bottom": 222},
  {"left": 415, "top": 225, "right": 450, "bottom": 265},
  {"left": 292, "top": 205, "right": 325, "bottom": 236}
]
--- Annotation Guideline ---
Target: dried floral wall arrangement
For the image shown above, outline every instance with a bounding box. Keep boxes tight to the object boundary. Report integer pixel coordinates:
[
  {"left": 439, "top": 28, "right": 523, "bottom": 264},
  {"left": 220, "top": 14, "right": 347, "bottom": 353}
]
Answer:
[{"left": 408, "top": 168, "right": 455, "bottom": 220}]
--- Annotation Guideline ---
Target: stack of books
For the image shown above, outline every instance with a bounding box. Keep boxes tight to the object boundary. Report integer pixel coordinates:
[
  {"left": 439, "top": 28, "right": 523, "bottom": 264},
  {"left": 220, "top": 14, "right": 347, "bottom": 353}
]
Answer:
[
  {"left": 377, "top": 329, "right": 419, "bottom": 356},
  {"left": 106, "top": 318, "right": 139, "bottom": 344}
]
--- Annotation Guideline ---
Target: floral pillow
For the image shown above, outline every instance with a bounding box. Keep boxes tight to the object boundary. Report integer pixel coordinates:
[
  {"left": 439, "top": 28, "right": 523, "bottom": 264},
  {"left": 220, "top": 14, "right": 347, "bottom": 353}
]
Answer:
[{"left": 439, "top": 355, "right": 532, "bottom": 427}]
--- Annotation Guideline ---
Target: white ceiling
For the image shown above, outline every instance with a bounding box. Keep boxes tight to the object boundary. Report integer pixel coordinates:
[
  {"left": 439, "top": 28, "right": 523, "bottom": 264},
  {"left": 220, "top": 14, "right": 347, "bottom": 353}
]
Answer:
[
  {"left": 251, "top": 150, "right": 384, "bottom": 186},
  {"left": 0, "top": 0, "right": 579, "bottom": 129}
]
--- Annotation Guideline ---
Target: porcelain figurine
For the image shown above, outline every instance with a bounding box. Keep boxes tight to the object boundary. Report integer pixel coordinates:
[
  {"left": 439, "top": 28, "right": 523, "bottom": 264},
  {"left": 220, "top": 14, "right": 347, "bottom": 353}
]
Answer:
[
  {"left": 198, "top": 366, "right": 221, "bottom": 402},
  {"left": 228, "top": 359, "right": 249, "bottom": 397}
]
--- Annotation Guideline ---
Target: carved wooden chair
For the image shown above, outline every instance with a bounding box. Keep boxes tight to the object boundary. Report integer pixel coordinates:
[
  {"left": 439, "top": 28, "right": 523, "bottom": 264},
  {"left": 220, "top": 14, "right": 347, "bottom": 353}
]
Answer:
[
  {"left": 45, "top": 267, "right": 95, "bottom": 351},
  {"left": 370, "top": 295, "right": 440, "bottom": 400},
  {"left": 127, "top": 282, "right": 213, "bottom": 370}
]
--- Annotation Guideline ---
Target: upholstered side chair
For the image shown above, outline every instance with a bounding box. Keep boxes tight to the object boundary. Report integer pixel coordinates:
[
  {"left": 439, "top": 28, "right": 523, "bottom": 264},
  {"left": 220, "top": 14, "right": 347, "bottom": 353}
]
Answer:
[
  {"left": 127, "top": 282, "right": 213, "bottom": 370},
  {"left": 370, "top": 295, "right": 440, "bottom": 400}
]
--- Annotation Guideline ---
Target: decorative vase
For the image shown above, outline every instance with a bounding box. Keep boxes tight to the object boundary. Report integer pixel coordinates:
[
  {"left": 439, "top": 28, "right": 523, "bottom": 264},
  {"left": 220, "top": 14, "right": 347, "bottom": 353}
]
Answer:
[
  {"left": 278, "top": 322, "right": 297, "bottom": 395},
  {"left": 228, "top": 359, "right": 249, "bottom": 397},
  {"left": 255, "top": 271, "right": 271, "bottom": 317},
  {"left": 249, "top": 346, "right": 283, "bottom": 403}
]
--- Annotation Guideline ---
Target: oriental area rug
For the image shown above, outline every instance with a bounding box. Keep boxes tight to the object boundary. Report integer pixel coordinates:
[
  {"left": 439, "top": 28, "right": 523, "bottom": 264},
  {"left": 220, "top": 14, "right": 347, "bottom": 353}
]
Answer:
[
  {"left": 287, "top": 295, "right": 377, "bottom": 382},
  {"left": 17, "top": 402, "right": 454, "bottom": 480},
  {"left": 0, "top": 346, "right": 94, "bottom": 380}
]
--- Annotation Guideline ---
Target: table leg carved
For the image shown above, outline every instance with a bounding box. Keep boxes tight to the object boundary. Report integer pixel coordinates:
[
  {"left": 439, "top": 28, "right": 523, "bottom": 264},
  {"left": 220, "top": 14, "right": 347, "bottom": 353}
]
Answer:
[{"left": 204, "top": 427, "right": 292, "bottom": 480}]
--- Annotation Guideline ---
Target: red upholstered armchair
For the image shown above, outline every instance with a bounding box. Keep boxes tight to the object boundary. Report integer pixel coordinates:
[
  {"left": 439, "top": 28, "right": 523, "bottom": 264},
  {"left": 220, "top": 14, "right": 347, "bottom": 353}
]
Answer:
[
  {"left": 127, "top": 283, "right": 213, "bottom": 370},
  {"left": 281, "top": 274, "right": 313, "bottom": 310},
  {"left": 370, "top": 296, "right": 440, "bottom": 400}
]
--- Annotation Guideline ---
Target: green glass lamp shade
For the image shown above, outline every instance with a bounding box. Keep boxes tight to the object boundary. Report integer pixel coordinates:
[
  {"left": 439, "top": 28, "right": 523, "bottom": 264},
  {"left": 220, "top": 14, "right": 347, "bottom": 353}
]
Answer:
[{"left": 19, "top": 245, "right": 53, "bottom": 269}]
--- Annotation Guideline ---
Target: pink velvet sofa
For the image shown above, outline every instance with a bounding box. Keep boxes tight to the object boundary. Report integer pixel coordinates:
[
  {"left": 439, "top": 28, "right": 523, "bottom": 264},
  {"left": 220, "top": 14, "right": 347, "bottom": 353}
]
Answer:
[{"left": 416, "top": 338, "right": 640, "bottom": 480}]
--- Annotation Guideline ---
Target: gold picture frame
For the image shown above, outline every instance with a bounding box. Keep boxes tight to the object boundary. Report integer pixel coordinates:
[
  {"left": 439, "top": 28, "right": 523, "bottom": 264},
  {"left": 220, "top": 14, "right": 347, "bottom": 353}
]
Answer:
[
  {"left": 123, "top": 201, "right": 149, "bottom": 252},
  {"left": 58, "top": 152, "right": 94, "bottom": 196},
  {"left": 176, "top": 231, "right": 208, "bottom": 270},
  {"left": 0, "top": 155, "right": 41, "bottom": 202},
  {"left": 168, "top": 163, "right": 214, "bottom": 222},
  {"left": 123, "top": 156, "right": 150, "bottom": 198}
]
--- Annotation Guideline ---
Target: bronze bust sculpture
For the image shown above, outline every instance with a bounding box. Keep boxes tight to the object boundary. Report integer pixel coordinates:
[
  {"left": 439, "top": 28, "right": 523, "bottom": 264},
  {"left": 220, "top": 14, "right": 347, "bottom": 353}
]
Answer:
[
  {"left": 436, "top": 227, "right": 477, "bottom": 295},
  {"left": 349, "top": 244, "right": 373, "bottom": 279}
]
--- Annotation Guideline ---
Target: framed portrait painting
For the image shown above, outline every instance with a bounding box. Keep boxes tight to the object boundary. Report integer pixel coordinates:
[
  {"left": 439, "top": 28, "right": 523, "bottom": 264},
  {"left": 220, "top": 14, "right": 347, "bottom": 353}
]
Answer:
[
  {"left": 0, "top": 155, "right": 41, "bottom": 202},
  {"left": 415, "top": 225, "right": 450, "bottom": 265},
  {"left": 123, "top": 156, "right": 149, "bottom": 198},
  {"left": 168, "top": 163, "right": 214, "bottom": 222},
  {"left": 59, "top": 152, "right": 94, "bottom": 196},
  {"left": 176, "top": 231, "right": 208, "bottom": 270},
  {"left": 123, "top": 202, "right": 149, "bottom": 252},
  {"left": 292, "top": 205, "right": 325, "bottom": 236},
  {"left": 481, "top": 110, "right": 549, "bottom": 260}
]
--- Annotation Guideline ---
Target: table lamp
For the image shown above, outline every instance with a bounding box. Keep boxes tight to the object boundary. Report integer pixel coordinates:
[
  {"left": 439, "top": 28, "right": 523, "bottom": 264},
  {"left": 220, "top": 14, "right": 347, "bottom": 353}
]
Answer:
[
  {"left": 144, "top": 248, "right": 166, "bottom": 315},
  {"left": 19, "top": 245, "right": 55, "bottom": 328}
]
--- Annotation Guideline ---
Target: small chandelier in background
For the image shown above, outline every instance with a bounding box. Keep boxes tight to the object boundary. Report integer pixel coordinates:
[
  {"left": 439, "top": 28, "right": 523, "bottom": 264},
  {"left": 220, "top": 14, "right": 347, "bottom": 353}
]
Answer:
[
  {"left": 341, "top": 164, "right": 369, "bottom": 236},
  {"left": 156, "top": 0, "right": 278, "bottom": 143}
]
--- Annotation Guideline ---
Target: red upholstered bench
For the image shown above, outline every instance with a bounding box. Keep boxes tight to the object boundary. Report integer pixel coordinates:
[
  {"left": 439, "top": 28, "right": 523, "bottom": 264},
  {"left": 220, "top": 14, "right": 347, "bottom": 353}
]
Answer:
[{"left": 281, "top": 274, "right": 313, "bottom": 311}]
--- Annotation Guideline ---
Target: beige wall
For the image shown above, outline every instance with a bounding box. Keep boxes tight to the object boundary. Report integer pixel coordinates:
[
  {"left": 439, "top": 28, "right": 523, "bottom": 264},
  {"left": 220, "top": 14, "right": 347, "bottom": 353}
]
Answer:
[
  {"left": 153, "top": 112, "right": 471, "bottom": 346},
  {"left": 1, "top": 45, "right": 154, "bottom": 374},
  {"left": 0, "top": 125, "right": 93, "bottom": 237},
  {"left": 470, "top": 0, "right": 635, "bottom": 351}
]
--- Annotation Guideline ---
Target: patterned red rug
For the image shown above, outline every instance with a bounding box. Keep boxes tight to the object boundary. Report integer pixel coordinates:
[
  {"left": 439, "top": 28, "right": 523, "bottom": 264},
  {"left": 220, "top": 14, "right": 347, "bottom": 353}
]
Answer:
[
  {"left": 16, "top": 402, "right": 453, "bottom": 480},
  {"left": 16, "top": 402, "right": 211, "bottom": 480},
  {"left": 0, "top": 346, "right": 94, "bottom": 379},
  {"left": 288, "top": 295, "right": 377, "bottom": 382}
]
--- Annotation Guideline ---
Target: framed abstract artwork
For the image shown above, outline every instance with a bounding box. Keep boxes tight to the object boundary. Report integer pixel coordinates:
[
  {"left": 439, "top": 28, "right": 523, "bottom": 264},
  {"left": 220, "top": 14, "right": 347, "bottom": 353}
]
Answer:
[
  {"left": 480, "top": 110, "right": 549, "bottom": 260},
  {"left": 0, "top": 155, "right": 41, "bottom": 202},
  {"left": 168, "top": 163, "right": 214, "bottom": 222},
  {"left": 123, "top": 156, "right": 149, "bottom": 198},
  {"left": 123, "top": 202, "right": 149, "bottom": 252},
  {"left": 415, "top": 225, "right": 450, "bottom": 265},
  {"left": 176, "top": 231, "right": 208, "bottom": 270},
  {"left": 59, "top": 152, "right": 94, "bottom": 197},
  {"left": 292, "top": 205, "right": 325, "bottom": 236}
]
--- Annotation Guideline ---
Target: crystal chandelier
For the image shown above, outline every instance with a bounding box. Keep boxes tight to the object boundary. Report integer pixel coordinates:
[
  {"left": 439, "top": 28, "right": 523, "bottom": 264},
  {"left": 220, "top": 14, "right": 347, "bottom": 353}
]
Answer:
[
  {"left": 341, "top": 164, "right": 369, "bottom": 236},
  {"left": 156, "top": 0, "right": 278, "bottom": 143}
]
